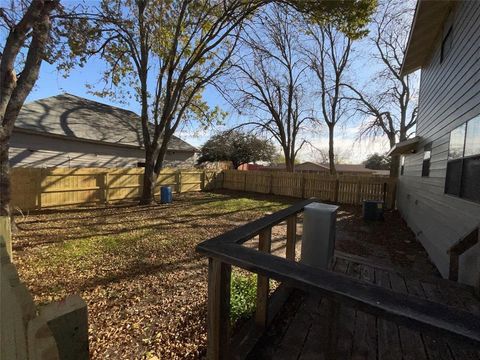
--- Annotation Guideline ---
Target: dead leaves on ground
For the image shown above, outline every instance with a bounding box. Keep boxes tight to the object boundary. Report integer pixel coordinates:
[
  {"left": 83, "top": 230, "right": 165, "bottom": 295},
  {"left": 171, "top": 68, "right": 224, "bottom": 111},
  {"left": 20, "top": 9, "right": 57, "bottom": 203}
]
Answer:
[{"left": 13, "top": 191, "right": 291, "bottom": 359}]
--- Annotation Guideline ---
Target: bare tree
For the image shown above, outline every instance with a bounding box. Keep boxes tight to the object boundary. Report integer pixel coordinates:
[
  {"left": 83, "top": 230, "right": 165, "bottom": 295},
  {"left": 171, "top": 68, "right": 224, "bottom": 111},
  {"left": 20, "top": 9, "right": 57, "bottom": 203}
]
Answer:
[
  {"left": 223, "top": 5, "right": 311, "bottom": 172},
  {"left": 344, "top": 0, "right": 418, "bottom": 177},
  {"left": 310, "top": 145, "right": 352, "bottom": 165},
  {"left": 304, "top": 23, "right": 354, "bottom": 174},
  {"left": 0, "top": 0, "right": 60, "bottom": 216}
]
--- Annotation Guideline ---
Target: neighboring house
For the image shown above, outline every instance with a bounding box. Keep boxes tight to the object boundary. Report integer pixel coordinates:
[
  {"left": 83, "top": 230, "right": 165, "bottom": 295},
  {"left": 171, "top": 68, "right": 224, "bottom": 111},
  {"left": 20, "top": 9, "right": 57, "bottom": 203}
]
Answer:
[
  {"left": 268, "top": 161, "right": 390, "bottom": 176},
  {"left": 10, "top": 94, "right": 197, "bottom": 168},
  {"left": 237, "top": 163, "right": 266, "bottom": 171},
  {"left": 389, "top": 0, "right": 479, "bottom": 286},
  {"left": 256, "top": 161, "right": 390, "bottom": 175}
]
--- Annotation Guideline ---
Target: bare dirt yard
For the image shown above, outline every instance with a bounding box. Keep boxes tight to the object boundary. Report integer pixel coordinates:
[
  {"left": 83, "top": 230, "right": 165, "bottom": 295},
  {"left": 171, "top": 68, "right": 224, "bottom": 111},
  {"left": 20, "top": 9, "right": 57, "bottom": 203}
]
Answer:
[{"left": 12, "top": 190, "right": 436, "bottom": 359}]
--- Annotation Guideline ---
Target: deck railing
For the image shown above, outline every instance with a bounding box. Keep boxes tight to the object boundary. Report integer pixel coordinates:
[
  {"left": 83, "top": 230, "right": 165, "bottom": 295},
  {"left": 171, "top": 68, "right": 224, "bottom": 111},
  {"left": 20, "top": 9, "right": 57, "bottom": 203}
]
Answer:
[{"left": 196, "top": 200, "right": 480, "bottom": 360}]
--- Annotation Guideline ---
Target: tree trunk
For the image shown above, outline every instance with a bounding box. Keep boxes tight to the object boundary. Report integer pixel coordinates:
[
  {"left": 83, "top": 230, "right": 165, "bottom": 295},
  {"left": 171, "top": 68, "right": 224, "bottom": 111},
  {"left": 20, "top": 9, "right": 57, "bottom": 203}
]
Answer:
[
  {"left": 390, "top": 155, "right": 400, "bottom": 178},
  {"left": 284, "top": 149, "right": 294, "bottom": 172},
  {"left": 328, "top": 125, "right": 336, "bottom": 175},
  {"left": 0, "top": 137, "right": 11, "bottom": 217},
  {"left": 388, "top": 135, "right": 399, "bottom": 178},
  {"left": 140, "top": 152, "right": 157, "bottom": 205}
]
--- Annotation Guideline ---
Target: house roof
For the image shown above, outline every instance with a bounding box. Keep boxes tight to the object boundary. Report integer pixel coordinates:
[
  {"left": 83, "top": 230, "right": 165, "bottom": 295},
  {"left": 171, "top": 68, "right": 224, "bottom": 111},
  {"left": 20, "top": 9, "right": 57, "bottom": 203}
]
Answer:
[
  {"left": 14, "top": 93, "right": 197, "bottom": 152},
  {"left": 295, "top": 162, "right": 329, "bottom": 171},
  {"left": 401, "top": 0, "right": 456, "bottom": 75},
  {"left": 297, "top": 162, "right": 381, "bottom": 173},
  {"left": 319, "top": 163, "right": 375, "bottom": 173}
]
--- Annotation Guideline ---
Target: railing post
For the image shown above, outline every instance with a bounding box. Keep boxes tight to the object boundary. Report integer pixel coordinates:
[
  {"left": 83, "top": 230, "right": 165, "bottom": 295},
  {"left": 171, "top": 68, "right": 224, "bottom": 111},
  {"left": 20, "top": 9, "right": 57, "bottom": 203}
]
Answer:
[
  {"left": 256, "top": 228, "right": 272, "bottom": 329},
  {"left": 207, "top": 258, "right": 231, "bottom": 360},
  {"left": 286, "top": 215, "right": 297, "bottom": 261},
  {"left": 449, "top": 253, "right": 460, "bottom": 282}
]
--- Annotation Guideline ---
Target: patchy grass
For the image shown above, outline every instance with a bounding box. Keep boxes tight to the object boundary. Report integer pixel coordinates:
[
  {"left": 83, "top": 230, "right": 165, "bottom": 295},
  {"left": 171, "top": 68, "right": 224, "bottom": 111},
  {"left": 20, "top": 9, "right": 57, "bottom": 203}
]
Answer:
[{"left": 13, "top": 190, "right": 294, "bottom": 360}]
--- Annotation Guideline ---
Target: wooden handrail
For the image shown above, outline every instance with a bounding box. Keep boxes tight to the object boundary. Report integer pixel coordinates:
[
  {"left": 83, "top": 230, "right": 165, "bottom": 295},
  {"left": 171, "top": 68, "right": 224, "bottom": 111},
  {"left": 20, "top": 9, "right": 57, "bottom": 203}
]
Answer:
[
  {"left": 448, "top": 227, "right": 479, "bottom": 282},
  {"left": 196, "top": 201, "right": 480, "bottom": 359}
]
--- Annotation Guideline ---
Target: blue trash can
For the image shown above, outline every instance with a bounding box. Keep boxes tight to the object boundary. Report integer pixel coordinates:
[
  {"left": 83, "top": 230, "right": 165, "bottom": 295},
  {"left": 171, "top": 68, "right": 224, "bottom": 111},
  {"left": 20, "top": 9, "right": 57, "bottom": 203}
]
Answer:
[{"left": 160, "top": 186, "right": 173, "bottom": 204}]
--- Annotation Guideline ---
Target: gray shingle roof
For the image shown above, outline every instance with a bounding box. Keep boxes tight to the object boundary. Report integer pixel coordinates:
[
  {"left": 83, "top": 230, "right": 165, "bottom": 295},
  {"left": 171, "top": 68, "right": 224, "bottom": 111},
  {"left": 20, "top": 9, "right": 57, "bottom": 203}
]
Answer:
[{"left": 15, "top": 94, "right": 197, "bottom": 152}]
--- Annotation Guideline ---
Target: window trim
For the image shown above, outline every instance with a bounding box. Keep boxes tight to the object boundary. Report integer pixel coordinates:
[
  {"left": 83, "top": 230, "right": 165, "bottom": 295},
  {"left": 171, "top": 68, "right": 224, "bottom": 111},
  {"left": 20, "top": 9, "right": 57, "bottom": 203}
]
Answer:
[
  {"left": 445, "top": 116, "right": 480, "bottom": 204},
  {"left": 421, "top": 143, "right": 432, "bottom": 177},
  {"left": 400, "top": 155, "right": 405, "bottom": 176}
]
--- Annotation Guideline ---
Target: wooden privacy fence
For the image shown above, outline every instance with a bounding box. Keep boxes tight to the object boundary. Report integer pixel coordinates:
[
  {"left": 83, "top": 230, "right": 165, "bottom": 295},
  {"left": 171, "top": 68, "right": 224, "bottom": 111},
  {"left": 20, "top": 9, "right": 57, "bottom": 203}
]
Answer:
[
  {"left": 222, "top": 170, "right": 397, "bottom": 209},
  {"left": 11, "top": 168, "right": 222, "bottom": 211}
]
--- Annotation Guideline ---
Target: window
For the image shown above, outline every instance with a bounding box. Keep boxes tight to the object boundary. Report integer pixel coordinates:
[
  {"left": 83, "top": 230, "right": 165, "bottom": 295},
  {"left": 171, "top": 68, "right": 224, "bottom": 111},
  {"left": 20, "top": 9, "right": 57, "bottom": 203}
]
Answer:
[
  {"left": 448, "top": 123, "right": 466, "bottom": 159},
  {"left": 400, "top": 156, "right": 405, "bottom": 175},
  {"left": 422, "top": 143, "right": 432, "bottom": 177},
  {"left": 445, "top": 116, "right": 480, "bottom": 202}
]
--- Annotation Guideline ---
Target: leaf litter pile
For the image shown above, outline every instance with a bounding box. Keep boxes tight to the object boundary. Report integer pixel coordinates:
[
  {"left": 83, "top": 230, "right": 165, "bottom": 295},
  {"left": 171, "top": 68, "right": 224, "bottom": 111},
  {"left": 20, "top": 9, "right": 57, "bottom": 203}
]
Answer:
[{"left": 13, "top": 191, "right": 294, "bottom": 359}]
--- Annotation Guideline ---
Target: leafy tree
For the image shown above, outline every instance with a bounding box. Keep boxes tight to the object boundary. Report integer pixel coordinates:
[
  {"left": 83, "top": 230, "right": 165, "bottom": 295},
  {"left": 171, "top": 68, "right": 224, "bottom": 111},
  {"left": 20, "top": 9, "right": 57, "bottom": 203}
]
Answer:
[
  {"left": 364, "top": 152, "right": 391, "bottom": 170},
  {"left": 197, "top": 130, "right": 275, "bottom": 169}
]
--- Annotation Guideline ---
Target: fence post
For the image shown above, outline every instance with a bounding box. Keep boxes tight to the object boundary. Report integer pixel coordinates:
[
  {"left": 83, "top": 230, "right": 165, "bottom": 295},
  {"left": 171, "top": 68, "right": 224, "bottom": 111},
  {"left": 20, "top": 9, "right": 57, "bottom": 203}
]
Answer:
[
  {"left": 334, "top": 178, "right": 339, "bottom": 203},
  {"left": 176, "top": 170, "right": 182, "bottom": 193},
  {"left": 104, "top": 172, "right": 110, "bottom": 205},
  {"left": 356, "top": 180, "right": 362, "bottom": 205},
  {"left": 36, "top": 169, "right": 43, "bottom": 210},
  {"left": 301, "top": 174, "right": 306, "bottom": 199},
  {"left": 269, "top": 172, "right": 273, "bottom": 195},
  {"left": 207, "top": 258, "right": 231, "bottom": 360},
  {"left": 382, "top": 182, "right": 387, "bottom": 206},
  {"left": 256, "top": 228, "right": 272, "bottom": 329},
  {"left": 201, "top": 171, "right": 206, "bottom": 191},
  {"left": 243, "top": 172, "right": 247, "bottom": 192}
]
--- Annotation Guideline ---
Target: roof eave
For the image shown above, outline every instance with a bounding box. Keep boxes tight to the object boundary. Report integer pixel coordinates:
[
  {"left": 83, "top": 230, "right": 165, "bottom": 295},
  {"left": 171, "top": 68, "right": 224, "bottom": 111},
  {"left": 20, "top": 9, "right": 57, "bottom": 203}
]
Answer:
[
  {"left": 387, "top": 137, "right": 421, "bottom": 156},
  {"left": 400, "top": 0, "right": 456, "bottom": 76},
  {"left": 13, "top": 127, "right": 196, "bottom": 153}
]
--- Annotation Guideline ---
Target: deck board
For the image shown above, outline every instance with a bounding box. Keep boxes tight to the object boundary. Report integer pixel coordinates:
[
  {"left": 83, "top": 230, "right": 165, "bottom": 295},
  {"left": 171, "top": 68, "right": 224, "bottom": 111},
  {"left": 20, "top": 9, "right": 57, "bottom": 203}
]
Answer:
[{"left": 248, "top": 255, "right": 480, "bottom": 360}]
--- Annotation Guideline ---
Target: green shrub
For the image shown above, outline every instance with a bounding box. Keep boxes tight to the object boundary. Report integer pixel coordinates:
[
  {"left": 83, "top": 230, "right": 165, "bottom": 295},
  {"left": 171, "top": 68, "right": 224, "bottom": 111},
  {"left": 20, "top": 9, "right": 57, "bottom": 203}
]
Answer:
[{"left": 230, "top": 272, "right": 257, "bottom": 324}]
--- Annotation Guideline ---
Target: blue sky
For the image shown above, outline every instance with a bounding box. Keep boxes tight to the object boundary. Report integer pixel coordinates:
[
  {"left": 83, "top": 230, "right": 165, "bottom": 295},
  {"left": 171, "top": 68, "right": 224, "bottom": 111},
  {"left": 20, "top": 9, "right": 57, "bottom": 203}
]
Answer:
[
  {"left": 23, "top": 3, "right": 413, "bottom": 164},
  {"left": 27, "top": 41, "right": 391, "bottom": 164}
]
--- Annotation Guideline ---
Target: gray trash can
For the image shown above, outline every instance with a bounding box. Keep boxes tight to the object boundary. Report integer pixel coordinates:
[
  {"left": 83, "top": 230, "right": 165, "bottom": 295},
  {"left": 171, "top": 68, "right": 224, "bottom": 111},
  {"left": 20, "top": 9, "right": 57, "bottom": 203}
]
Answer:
[{"left": 300, "top": 203, "right": 339, "bottom": 270}]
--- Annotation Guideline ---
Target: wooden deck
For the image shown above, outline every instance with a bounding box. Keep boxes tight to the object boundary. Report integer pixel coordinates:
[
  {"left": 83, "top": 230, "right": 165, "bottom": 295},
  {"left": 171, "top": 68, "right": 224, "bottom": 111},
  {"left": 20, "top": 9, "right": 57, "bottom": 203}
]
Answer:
[{"left": 249, "top": 254, "right": 480, "bottom": 360}]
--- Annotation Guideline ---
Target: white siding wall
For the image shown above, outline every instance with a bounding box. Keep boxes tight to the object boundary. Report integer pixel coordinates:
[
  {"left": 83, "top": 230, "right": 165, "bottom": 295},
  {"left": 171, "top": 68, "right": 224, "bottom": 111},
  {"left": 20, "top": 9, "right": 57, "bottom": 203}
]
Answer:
[
  {"left": 398, "top": 1, "right": 480, "bottom": 285},
  {"left": 9, "top": 132, "right": 196, "bottom": 169}
]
